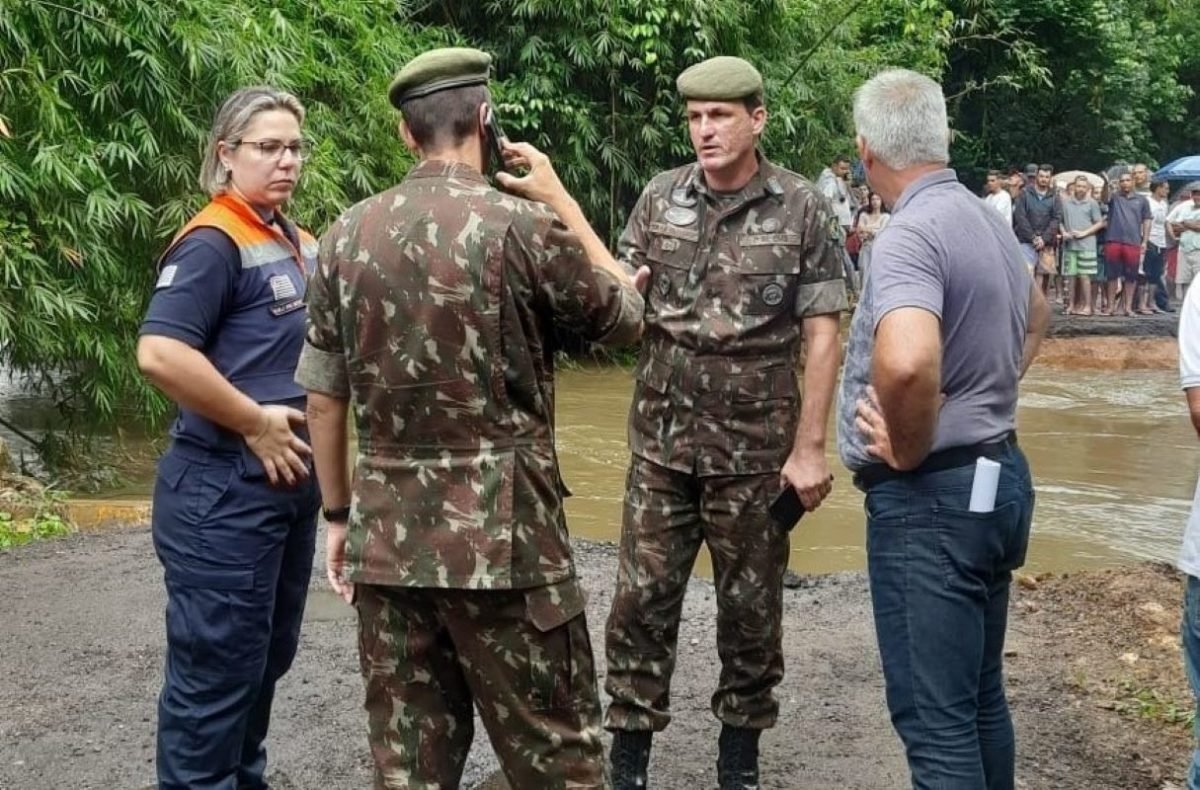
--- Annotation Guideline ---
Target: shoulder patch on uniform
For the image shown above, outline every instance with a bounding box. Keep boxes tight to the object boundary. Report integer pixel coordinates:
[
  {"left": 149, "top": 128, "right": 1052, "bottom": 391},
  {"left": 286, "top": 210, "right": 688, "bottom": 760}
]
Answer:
[
  {"left": 761, "top": 282, "right": 785, "bottom": 306},
  {"left": 155, "top": 265, "right": 177, "bottom": 289}
]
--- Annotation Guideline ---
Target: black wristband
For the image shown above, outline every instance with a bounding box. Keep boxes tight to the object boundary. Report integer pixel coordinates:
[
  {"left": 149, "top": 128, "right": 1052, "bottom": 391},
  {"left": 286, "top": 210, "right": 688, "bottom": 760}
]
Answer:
[{"left": 322, "top": 505, "right": 351, "bottom": 523}]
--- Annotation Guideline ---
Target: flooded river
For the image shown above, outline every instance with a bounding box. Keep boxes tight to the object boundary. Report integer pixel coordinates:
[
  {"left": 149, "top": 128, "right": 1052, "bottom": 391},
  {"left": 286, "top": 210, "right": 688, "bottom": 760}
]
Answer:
[
  {"left": 2, "top": 362, "right": 1196, "bottom": 576},
  {"left": 553, "top": 363, "right": 1197, "bottom": 575}
]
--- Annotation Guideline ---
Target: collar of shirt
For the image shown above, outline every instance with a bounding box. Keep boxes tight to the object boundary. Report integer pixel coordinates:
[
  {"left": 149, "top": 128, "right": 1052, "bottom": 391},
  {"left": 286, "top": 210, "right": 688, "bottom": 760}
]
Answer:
[
  {"left": 891, "top": 168, "right": 957, "bottom": 214},
  {"left": 406, "top": 159, "right": 488, "bottom": 184}
]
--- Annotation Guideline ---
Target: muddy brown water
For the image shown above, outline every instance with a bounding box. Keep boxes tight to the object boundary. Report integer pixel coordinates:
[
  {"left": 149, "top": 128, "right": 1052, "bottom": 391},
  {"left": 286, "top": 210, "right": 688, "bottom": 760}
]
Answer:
[
  {"left": 552, "top": 363, "right": 1197, "bottom": 575},
  {"left": 3, "top": 360, "right": 1195, "bottom": 577}
]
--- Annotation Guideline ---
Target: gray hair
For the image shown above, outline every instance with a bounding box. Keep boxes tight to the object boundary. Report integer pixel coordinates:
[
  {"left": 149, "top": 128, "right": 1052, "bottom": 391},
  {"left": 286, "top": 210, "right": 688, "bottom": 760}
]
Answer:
[
  {"left": 852, "top": 69, "right": 949, "bottom": 170},
  {"left": 199, "top": 86, "right": 305, "bottom": 196}
]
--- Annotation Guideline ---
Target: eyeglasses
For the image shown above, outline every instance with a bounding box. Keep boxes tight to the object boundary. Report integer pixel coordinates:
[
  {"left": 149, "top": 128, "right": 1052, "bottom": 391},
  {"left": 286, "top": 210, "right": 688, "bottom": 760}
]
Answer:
[{"left": 229, "top": 139, "right": 314, "bottom": 162}]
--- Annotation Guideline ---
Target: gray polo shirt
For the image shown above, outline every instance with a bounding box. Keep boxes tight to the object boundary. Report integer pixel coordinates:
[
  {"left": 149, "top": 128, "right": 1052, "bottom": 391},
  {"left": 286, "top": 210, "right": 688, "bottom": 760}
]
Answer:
[
  {"left": 1061, "top": 196, "right": 1102, "bottom": 255},
  {"left": 837, "top": 169, "right": 1030, "bottom": 472}
]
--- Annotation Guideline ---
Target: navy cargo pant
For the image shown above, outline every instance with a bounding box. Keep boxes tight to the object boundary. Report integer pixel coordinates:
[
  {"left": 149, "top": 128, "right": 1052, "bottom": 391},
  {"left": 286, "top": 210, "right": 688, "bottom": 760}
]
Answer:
[
  {"left": 604, "top": 456, "right": 789, "bottom": 732},
  {"left": 151, "top": 446, "right": 318, "bottom": 790}
]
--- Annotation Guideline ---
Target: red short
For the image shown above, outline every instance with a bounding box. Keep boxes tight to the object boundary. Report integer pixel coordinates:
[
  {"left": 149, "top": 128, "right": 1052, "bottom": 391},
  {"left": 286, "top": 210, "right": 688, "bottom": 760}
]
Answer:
[
  {"left": 1104, "top": 241, "right": 1141, "bottom": 281},
  {"left": 1168, "top": 246, "right": 1180, "bottom": 281}
]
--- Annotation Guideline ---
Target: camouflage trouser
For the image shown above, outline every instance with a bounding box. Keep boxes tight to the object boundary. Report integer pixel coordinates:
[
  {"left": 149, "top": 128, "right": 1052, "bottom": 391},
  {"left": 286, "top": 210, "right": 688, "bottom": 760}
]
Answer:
[
  {"left": 355, "top": 579, "right": 610, "bottom": 789},
  {"left": 603, "top": 456, "right": 789, "bottom": 732}
]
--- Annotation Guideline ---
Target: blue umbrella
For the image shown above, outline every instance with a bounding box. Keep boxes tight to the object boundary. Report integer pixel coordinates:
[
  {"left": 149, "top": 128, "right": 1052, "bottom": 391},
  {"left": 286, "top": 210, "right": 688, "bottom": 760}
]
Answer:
[{"left": 1154, "top": 155, "right": 1200, "bottom": 180}]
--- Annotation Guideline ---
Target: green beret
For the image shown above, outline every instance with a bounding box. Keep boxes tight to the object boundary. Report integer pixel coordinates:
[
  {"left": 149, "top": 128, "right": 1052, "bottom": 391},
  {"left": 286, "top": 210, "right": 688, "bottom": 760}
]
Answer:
[
  {"left": 388, "top": 47, "right": 492, "bottom": 109},
  {"left": 676, "top": 56, "right": 763, "bottom": 101}
]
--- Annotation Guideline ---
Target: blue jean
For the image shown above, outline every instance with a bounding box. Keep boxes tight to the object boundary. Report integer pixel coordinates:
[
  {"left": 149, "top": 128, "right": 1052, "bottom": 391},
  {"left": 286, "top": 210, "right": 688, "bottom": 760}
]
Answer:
[
  {"left": 864, "top": 444, "right": 1035, "bottom": 790},
  {"left": 152, "top": 447, "right": 319, "bottom": 790},
  {"left": 1146, "top": 243, "right": 1171, "bottom": 310},
  {"left": 1182, "top": 575, "right": 1200, "bottom": 789}
]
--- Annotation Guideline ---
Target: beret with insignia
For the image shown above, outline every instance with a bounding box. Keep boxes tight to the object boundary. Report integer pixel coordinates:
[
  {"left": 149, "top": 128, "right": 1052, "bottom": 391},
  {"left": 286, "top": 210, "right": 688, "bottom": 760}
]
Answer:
[
  {"left": 389, "top": 47, "right": 492, "bottom": 109},
  {"left": 676, "top": 56, "right": 763, "bottom": 101}
]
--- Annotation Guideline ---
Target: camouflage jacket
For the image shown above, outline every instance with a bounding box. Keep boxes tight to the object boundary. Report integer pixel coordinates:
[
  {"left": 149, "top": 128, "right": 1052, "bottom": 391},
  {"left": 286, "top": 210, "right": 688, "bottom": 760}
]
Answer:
[
  {"left": 296, "top": 160, "right": 643, "bottom": 590},
  {"left": 618, "top": 155, "right": 847, "bottom": 476}
]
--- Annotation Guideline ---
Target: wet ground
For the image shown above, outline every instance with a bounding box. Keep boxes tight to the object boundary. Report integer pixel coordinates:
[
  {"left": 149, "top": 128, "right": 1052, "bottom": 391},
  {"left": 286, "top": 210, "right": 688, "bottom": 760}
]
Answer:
[{"left": 0, "top": 527, "right": 1193, "bottom": 790}]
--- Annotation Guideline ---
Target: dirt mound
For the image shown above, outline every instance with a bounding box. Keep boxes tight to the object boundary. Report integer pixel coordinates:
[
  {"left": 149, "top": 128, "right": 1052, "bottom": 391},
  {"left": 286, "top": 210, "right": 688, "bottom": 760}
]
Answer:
[
  {"left": 1010, "top": 563, "right": 1193, "bottom": 788},
  {"left": 1036, "top": 336, "right": 1178, "bottom": 370}
]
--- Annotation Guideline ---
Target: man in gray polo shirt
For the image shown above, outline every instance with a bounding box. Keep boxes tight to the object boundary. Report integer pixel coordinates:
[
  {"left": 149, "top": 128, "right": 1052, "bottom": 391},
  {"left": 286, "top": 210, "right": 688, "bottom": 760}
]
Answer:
[{"left": 836, "top": 69, "right": 1050, "bottom": 790}]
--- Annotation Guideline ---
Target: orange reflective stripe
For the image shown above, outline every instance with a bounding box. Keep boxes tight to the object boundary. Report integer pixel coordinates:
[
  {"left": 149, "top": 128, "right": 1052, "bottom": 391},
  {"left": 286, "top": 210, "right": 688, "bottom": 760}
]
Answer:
[{"left": 157, "top": 193, "right": 310, "bottom": 275}]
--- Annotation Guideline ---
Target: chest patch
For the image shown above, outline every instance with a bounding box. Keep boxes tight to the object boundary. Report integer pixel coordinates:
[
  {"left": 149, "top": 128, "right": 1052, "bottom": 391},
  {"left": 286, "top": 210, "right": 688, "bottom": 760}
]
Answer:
[
  {"left": 657, "top": 271, "right": 672, "bottom": 297},
  {"left": 761, "top": 218, "right": 781, "bottom": 233},
  {"left": 663, "top": 206, "right": 697, "bottom": 226},
  {"left": 269, "top": 274, "right": 298, "bottom": 301}
]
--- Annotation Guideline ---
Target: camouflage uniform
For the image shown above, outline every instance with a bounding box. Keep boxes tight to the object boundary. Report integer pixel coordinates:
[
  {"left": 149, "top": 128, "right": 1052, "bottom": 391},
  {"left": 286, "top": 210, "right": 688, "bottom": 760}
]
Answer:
[
  {"left": 296, "top": 159, "right": 643, "bottom": 789},
  {"left": 604, "top": 157, "right": 847, "bottom": 733}
]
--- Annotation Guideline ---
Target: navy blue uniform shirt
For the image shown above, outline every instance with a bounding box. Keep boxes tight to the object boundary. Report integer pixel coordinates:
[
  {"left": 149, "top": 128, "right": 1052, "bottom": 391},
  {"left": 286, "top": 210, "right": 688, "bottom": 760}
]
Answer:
[{"left": 140, "top": 226, "right": 310, "bottom": 469}]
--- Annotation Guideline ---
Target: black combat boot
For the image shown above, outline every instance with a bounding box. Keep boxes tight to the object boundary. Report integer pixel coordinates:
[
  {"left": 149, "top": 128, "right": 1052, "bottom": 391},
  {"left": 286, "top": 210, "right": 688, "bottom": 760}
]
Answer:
[
  {"left": 609, "top": 729, "right": 652, "bottom": 789},
  {"left": 716, "top": 724, "right": 761, "bottom": 790}
]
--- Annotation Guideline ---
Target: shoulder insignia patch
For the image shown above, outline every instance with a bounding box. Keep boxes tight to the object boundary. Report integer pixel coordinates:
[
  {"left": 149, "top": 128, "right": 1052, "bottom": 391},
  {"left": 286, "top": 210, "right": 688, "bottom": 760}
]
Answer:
[{"left": 155, "top": 265, "right": 178, "bottom": 289}]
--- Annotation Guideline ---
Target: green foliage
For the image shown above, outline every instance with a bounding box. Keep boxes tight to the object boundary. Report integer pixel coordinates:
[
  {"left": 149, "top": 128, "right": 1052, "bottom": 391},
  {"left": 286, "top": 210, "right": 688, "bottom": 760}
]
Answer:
[
  {"left": 941, "top": 0, "right": 1196, "bottom": 180},
  {"left": 414, "top": 0, "right": 804, "bottom": 241},
  {"left": 1114, "top": 681, "right": 1196, "bottom": 730},
  {"left": 0, "top": 0, "right": 442, "bottom": 429},
  {"left": 0, "top": 488, "right": 71, "bottom": 550},
  {"left": 0, "top": 0, "right": 1197, "bottom": 458}
]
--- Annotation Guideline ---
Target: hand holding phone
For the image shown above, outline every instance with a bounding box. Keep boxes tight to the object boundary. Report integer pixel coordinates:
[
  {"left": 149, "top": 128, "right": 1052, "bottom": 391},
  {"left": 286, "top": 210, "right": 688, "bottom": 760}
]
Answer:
[{"left": 769, "top": 486, "right": 806, "bottom": 532}]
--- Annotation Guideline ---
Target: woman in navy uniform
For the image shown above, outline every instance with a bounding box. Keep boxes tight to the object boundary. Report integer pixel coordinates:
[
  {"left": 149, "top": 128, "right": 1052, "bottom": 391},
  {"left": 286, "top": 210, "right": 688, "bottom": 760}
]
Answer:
[{"left": 137, "top": 86, "right": 320, "bottom": 790}]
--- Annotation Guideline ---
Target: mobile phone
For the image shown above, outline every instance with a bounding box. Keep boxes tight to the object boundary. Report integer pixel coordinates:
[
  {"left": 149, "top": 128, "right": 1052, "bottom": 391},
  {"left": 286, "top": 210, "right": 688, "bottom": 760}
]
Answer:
[
  {"left": 769, "top": 486, "right": 806, "bottom": 532},
  {"left": 483, "top": 105, "right": 508, "bottom": 173}
]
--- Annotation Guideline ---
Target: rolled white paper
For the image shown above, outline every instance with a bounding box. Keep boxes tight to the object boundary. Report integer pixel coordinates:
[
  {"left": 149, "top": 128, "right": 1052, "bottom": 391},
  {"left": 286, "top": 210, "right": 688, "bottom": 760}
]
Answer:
[{"left": 968, "top": 457, "right": 1001, "bottom": 513}]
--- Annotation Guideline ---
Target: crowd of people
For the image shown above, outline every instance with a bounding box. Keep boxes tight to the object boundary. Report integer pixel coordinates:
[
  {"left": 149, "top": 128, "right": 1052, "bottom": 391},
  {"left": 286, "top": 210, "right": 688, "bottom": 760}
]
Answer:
[
  {"left": 128, "top": 38, "right": 1200, "bottom": 790},
  {"left": 822, "top": 154, "right": 1200, "bottom": 321}
]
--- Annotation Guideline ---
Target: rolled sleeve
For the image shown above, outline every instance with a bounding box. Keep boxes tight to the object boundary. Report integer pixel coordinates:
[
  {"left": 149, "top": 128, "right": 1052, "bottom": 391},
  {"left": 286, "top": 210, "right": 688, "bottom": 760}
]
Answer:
[
  {"left": 295, "top": 342, "right": 350, "bottom": 397},
  {"left": 296, "top": 225, "right": 350, "bottom": 397},
  {"left": 796, "top": 279, "right": 848, "bottom": 317},
  {"left": 592, "top": 270, "right": 646, "bottom": 346},
  {"left": 795, "top": 197, "right": 848, "bottom": 318}
]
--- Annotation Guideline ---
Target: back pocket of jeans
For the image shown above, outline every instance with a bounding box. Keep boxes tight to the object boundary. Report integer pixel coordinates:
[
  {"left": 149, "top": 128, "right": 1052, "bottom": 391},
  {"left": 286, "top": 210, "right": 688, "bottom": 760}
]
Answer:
[{"left": 932, "top": 501, "right": 1020, "bottom": 593}]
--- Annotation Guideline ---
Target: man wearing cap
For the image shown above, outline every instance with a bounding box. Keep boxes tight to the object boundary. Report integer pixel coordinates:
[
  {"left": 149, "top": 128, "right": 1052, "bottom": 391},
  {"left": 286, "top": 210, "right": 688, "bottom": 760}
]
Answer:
[
  {"left": 603, "top": 55, "right": 847, "bottom": 789},
  {"left": 297, "top": 47, "right": 644, "bottom": 789}
]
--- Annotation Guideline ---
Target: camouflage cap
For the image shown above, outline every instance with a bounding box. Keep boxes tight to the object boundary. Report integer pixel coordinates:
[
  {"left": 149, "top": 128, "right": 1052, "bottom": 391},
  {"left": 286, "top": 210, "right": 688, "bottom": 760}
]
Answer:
[
  {"left": 676, "top": 56, "right": 763, "bottom": 101},
  {"left": 388, "top": 47, "right": 492, "bottom": 109}
]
